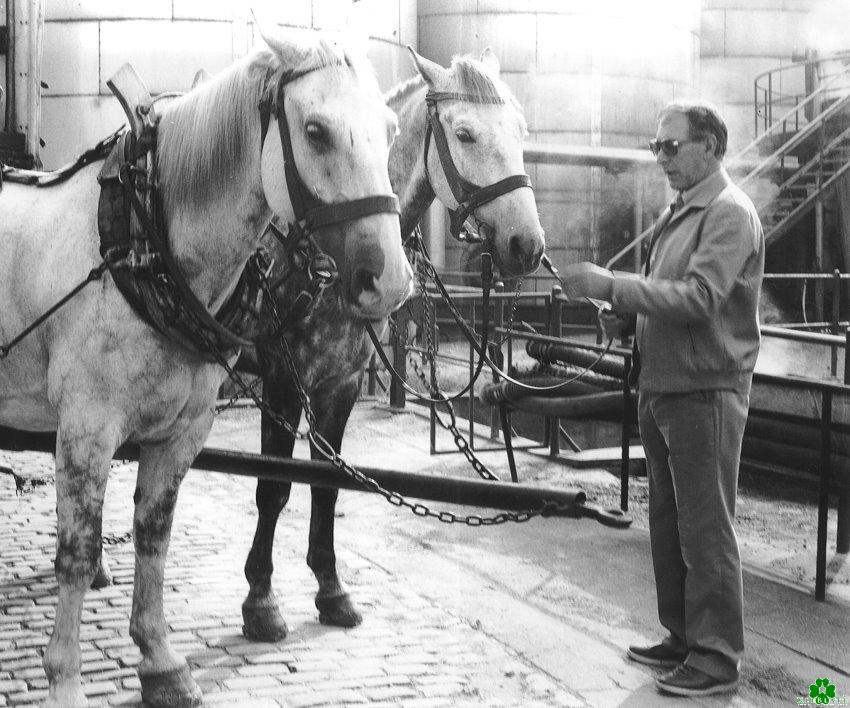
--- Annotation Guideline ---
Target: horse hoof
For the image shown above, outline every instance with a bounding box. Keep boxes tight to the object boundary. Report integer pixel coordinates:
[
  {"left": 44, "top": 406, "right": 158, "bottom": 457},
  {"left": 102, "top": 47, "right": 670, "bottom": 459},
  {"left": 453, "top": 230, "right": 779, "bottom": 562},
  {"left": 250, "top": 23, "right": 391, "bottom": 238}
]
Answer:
[
  {"left": 139, "top": 664, "right": 203, "bottom": 707},
  {"left": 45, "top": 681, "right": 87, "bottom": 708},
  {"left": 90, "top": 556, "right": 113, "bottom": 590},
  {"left": 316, "top": 594, "right": 362, "bottom": 628},
  {"left": 242, "top": 603, "right": 288, "bottom": 641}
]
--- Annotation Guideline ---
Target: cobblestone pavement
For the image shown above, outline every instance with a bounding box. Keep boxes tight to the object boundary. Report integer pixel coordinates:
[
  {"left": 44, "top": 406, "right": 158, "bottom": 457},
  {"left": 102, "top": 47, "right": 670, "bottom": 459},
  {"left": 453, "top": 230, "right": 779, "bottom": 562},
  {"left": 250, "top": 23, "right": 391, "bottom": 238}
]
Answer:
[
  {"left": 1, "top": 402, "right": 848, "bottom": 707},
  {"left": 1, "top": 412, "right": 582, "bottom": 707}
]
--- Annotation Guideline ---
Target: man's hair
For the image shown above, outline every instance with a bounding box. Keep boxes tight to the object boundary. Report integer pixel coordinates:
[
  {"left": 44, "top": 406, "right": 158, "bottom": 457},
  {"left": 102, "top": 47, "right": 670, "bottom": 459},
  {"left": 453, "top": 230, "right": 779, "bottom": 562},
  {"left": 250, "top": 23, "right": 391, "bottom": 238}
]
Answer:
[{"left": 659, "top": 100, "right": 728, "bottom": 159}]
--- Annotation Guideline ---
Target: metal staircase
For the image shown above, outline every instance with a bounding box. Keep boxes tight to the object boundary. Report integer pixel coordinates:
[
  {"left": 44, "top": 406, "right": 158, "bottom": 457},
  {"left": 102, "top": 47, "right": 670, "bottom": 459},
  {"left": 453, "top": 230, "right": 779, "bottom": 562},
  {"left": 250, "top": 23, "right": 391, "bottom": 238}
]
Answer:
[{"left": 730, "top": 52, "right": 850, "bottom": 248}]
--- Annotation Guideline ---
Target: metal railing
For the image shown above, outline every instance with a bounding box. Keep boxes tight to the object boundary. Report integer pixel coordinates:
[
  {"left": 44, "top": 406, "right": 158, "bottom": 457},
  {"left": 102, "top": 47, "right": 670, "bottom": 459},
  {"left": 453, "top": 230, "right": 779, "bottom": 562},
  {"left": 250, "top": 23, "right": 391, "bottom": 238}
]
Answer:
[{"left": 753, "top": 51, "right": 850, "bottom": 139}]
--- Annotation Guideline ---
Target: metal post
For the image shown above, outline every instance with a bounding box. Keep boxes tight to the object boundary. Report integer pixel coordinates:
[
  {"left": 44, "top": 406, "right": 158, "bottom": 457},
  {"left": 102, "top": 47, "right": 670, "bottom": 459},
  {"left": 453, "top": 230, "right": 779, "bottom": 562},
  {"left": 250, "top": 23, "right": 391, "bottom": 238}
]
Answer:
[
  {"left": 633, "top": 172, "right": 644, "bottom": 274},
  {"left": 815, "top": 200, "right": 825, "bottom": 323},
  {"left": 620, "top": 356, "right": 632, "bottom": 513},
  {"left": 389, "top": 309, "right": 407, "bottom": 409},
  {"left": 429, "top": 301, "right": 437, "bottom": 455},
  {"left": 831, "top": 269, "right": 840, "bottom": 376},
  {"left": 468, "top": 299, "right": 476, "bottom": 448},
  {"left": 815, "top": 389, "right": 832, "bottom": 601},
  {"left": 838, "top": 490, "right": 850, "bottom": 555},
  {"left": 367, "top": 352, "right": 377, "bottom": 396},
  {"left": 4, "top": 0, "right": 14, "bottom": 133},
  {"left": 490, "top": 282, "right": 504, "bottom": 439},
  {"left": 548, "top": 286, "right": 563, "bottom": 457}
]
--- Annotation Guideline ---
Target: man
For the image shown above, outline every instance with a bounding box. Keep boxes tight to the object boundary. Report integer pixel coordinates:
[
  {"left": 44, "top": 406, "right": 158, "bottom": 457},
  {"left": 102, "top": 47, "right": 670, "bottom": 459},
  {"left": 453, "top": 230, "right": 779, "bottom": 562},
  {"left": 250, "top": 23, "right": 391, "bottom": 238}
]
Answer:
[{"left": 561, "top": 100, "right": 764, "bottom": 697}]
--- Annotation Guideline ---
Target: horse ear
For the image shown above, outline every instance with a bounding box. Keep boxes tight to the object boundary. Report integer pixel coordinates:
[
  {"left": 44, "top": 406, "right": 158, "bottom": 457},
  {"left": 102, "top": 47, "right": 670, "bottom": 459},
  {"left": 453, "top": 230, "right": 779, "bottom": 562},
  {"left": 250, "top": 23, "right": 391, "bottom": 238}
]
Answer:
[
  {"left": 479, "top": 47, "right": 501, "bottom": 77},
  {"left": 191, "top": 69, "right": 212, "bottom": 90},
  {"left": 406, "top": 45, "right": 447, "bottom": 88},
  {"left": 259, "top": 25, "right": 311, "bottom": 68}
]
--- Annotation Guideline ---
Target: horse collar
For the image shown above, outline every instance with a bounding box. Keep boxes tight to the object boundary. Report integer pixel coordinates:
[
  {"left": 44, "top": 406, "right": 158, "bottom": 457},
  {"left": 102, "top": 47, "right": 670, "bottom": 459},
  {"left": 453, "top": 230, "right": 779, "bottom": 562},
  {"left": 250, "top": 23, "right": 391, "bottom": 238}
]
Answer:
[
  {"left": 97, "top": 130, "right": 266, "bottom": 360},
  {"left": 423, "top": 91, "right": 532, "bottom": 243}
]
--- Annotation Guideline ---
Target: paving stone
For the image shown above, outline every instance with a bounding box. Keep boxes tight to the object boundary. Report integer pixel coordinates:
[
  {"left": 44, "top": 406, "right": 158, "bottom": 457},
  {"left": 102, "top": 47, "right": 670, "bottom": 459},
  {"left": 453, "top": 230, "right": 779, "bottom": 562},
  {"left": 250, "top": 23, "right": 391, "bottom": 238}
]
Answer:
[
  {"left": 365, "top": 685, "right": 419, "bottom": 702},
  {"left": 222, "top": 675, "right": 281, "bottom": 691}
]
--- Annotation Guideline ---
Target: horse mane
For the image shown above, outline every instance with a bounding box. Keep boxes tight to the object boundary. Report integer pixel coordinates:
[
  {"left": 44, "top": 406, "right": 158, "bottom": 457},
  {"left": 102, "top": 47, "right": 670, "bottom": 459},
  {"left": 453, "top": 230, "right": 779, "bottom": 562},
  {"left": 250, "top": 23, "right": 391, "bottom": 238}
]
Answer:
[
  {"left": 157, "top": 36, "right": 373, "bottom": 212},
  {"left": 387, "top": 54, "right": 526, "bottom": 133},
  {"left": 450, "top": 56, "right": 526, "bottom": 131},
  {"left": 384, "top": 73, "right": 424, "bottom": 105}
]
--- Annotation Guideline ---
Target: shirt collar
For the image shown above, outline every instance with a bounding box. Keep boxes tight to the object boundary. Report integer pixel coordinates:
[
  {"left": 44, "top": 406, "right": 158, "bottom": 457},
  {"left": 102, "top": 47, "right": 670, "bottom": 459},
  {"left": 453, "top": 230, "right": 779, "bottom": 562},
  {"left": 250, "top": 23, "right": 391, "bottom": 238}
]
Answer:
[{"left": 679, "top": 165, "right": 730, "bottom": 210}]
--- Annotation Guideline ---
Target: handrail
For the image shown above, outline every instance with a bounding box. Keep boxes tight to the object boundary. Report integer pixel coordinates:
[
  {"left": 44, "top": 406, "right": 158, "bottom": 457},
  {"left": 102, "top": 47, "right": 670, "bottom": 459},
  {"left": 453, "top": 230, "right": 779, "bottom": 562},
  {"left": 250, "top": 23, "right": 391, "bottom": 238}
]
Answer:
[
  {"left": 604, "top": 90, "right": 850, "bottom": 269},
  {"left": 753, "top": 50, "right": 850, "bottom": 98},
  {"left": 745, "top": 69, "right": 850, "bottom": 153},
  {"left": 739, "top": 91, "right": 850, "bottom": 187}
]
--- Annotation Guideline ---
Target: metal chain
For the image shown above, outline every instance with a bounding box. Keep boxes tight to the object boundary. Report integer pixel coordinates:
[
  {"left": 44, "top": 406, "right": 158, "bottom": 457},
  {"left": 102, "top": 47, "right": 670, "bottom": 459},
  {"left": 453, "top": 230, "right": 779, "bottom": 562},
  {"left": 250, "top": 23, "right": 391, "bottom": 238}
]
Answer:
[
  {"left": 493, "top": 275, "right": 524, "bottom": 346},
  {"left": 403, "top": 251, "right": 501, "bottom": 481},
  {"left": 202, "top": 269, "right": 570, "bottom": 525},
  {"left": 215, "top": 375, "right": 262, "bottom": 414},
  {"left": 407, "top": 353, "right": 500, "bottom": 481},
  {"left": 101, "top": 531, "right": 133, "bottom": 546}
]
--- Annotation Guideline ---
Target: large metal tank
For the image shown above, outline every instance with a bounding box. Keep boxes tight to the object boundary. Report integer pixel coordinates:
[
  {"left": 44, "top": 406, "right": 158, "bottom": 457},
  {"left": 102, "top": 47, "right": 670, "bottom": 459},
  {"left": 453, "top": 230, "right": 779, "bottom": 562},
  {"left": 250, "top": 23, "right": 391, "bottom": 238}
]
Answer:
[
  {"left": 417, "top": 0, "right": 700, "bottom": 271},
  {"left": 700, "top": 0, "right": 824, "bottom": 155},
  {"left": 37, "top": 0, "right": 417, "bottom": 169}
]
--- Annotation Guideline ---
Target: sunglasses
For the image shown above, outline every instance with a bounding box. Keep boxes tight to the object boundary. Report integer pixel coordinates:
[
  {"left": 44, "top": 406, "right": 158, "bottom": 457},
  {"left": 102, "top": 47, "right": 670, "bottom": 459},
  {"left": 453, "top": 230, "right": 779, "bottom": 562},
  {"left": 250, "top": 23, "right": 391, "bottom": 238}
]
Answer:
[{"left": 648, "top": 138, "right": 698, "bottom": 157}]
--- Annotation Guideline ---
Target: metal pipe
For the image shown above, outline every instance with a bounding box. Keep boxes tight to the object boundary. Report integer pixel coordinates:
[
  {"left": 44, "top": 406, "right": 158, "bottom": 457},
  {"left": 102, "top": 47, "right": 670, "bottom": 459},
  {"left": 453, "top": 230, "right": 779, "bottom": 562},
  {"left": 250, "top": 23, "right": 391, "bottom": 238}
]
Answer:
[
  {"left": 816, "top": 390, "right": 832, "bottom": 601},
  {"left": 5, "top": 0, "right": 15, "bottom": 132}
]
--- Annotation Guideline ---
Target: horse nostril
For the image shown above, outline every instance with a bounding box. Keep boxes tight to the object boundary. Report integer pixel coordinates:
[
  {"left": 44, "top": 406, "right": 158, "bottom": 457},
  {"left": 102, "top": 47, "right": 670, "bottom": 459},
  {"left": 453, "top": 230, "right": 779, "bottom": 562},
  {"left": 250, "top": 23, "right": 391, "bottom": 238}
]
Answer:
[{"left": 353, "top": 267, "right": 379, "bottom": 297}]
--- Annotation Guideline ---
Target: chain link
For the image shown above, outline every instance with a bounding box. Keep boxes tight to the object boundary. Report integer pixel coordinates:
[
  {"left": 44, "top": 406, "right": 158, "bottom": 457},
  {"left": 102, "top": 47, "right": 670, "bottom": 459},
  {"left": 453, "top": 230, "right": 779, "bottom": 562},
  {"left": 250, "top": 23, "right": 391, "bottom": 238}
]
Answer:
[{"left": 101, "top": 531, "right": 133, "bottom": 546}]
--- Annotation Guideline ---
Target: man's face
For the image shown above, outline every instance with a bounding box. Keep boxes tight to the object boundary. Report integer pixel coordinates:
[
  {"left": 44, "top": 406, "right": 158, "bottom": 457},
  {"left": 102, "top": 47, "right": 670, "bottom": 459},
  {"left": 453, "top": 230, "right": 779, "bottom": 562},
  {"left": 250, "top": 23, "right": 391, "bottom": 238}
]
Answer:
[{"left": 654, "top": 112, "right": 713, "bottom": 192}]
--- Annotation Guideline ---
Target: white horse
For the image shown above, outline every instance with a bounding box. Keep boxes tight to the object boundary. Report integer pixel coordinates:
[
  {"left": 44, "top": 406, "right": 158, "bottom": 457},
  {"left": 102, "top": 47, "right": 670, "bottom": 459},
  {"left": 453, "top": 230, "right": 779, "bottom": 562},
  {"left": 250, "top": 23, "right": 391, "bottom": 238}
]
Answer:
[
  {"left": 239, "top": 47, "right": 546, "bottom": 639},
  {"left": 0, "top": 29, "right": 411, "bottom": 708}
]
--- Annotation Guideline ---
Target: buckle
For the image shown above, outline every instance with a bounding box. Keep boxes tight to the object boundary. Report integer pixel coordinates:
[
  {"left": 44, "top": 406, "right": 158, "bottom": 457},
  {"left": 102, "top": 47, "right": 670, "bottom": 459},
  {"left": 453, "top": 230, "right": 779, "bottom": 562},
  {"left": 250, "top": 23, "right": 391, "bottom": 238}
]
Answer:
[{"left": 308, "top": 253, "right": 338, "bottom": 286}]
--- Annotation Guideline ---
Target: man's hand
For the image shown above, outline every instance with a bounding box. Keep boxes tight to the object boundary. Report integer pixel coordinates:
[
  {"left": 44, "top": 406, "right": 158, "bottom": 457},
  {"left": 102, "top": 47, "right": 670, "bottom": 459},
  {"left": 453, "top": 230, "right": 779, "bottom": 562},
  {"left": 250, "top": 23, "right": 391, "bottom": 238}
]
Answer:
[
  {"left": 560, "top": 262, "right": 615, "bottom": 301},
  {"left": 598, "top": 309, "right": 630, "bottom": 341}
]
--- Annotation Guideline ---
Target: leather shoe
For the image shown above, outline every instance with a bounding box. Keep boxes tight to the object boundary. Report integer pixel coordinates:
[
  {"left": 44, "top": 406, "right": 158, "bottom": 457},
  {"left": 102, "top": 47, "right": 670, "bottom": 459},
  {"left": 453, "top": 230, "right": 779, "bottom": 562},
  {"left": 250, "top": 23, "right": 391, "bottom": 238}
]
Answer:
[
  {"left": 626, "top": 642, "right": 687, "bottom": 668},
  {"left": 655, "top": 664, "right": 739, "bottom": 696}
]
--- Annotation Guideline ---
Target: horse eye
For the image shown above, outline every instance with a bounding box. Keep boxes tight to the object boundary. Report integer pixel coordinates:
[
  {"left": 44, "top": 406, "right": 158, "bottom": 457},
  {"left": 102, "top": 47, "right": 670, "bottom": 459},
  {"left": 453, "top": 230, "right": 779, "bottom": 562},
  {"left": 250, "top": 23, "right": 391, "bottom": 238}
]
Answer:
[
  {"left": 455, "top": 129, "right": 475, "bottom": 144},
  {"left": 305, "top": 121, "right": 328, "bottom": 145}
]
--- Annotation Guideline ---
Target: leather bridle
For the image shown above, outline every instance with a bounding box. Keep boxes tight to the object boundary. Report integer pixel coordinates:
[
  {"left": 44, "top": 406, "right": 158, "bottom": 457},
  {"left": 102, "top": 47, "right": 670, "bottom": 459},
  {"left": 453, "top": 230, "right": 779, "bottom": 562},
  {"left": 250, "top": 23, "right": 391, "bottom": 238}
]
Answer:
[
  {"left": 258, "top": 64, "right": 400, "bottom": 238},
  {"left": 423, "top": 90, "right": 532, "bottom": 242}
]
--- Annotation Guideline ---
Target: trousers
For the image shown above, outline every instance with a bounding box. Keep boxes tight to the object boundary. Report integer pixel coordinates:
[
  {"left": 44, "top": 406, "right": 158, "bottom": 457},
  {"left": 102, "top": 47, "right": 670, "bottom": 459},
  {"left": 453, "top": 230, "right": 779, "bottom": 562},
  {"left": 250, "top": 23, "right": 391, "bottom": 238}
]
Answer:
[{"left": 638, "top": 388, "right": 748, "bottom": 681}]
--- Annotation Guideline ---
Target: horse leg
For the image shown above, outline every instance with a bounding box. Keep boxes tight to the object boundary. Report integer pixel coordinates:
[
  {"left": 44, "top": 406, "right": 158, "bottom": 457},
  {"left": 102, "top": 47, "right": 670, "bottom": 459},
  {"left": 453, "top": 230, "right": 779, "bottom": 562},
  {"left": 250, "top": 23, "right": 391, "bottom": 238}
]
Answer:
[
  {"left": 130, "top": 438, "right": 204, "bottom": 708},
  {"left": 308, "top": 378, "right": 362, "bottom": 627},
  {"left": 242, "top": 374, "right": 300, "bottom": 641},
  {"left": 44, "top": 424, "right": 118, "bottom": 708}
]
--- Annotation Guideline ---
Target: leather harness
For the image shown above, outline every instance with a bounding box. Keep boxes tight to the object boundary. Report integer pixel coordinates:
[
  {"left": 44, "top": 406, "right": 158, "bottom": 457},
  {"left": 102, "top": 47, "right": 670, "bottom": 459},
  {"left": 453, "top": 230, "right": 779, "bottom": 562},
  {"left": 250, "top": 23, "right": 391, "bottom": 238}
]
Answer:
[
  {"left": 95, "top": 61, "right": 401, "bottom": 360},
  {"left": 423, "top": 91, "right": 532, "bottom": 242}
]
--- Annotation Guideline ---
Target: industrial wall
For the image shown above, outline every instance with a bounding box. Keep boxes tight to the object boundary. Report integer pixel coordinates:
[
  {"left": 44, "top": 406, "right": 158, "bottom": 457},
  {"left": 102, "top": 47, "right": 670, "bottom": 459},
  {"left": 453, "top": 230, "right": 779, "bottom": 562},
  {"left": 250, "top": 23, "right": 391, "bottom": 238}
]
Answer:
[{"left": 35, "top": 0, "right": 417, "bottom": 169}]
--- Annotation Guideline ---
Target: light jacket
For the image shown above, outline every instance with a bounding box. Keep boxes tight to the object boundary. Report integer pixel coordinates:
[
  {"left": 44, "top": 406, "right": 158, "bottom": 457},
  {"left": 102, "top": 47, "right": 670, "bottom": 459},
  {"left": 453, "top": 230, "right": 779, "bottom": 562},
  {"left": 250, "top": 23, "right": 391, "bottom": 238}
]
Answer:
[{"left": 611, "top": 167, "right": 764, "bottom": 393}]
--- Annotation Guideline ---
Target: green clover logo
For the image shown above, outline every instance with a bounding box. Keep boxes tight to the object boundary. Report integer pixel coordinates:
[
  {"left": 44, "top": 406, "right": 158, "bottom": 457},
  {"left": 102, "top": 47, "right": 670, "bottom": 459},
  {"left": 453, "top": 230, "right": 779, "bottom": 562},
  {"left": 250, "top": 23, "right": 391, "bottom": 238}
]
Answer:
[{"left": 809, "top": 678, "right": 836, "bottom": 704}]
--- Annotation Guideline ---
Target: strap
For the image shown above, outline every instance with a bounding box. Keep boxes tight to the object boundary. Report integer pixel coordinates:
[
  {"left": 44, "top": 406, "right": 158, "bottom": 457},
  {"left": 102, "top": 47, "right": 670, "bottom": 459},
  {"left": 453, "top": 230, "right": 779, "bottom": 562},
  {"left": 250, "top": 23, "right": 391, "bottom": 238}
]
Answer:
[
  {"left": 120, "top": 163, "right": 253, "bottom": 350},
  {"left": 307, "top": 194, "right": 399, "bottom": 230},
  {"left": 426, "top": 106, "right": 477, "bottom": 204},
  {"left": 426, "top": 91, "right": 504, "bottom": 105}
]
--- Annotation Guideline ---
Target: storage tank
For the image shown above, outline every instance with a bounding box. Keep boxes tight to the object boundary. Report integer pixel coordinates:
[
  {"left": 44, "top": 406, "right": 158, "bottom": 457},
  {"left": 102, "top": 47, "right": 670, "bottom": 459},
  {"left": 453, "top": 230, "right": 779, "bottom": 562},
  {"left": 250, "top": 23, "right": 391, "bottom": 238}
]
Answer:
[
  {"left": 417, "top": 0, "right": 700, "bottom": 271},
  {"left": 700, "top": 0, "right": 824, "bottom": 155},
  {"left": 36, "top": 0, "right": 417, "bottom": 169}
]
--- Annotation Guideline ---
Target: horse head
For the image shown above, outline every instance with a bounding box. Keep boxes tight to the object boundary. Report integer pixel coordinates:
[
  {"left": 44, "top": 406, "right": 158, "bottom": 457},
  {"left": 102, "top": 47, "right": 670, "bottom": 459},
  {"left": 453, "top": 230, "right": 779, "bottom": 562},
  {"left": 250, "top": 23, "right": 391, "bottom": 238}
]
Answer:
[
  {"left": 258, "top": 29, "right": 413, "bottom": 321},
  {"left": 408, "top": 47, "right": 545, "bottom": 277}
]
